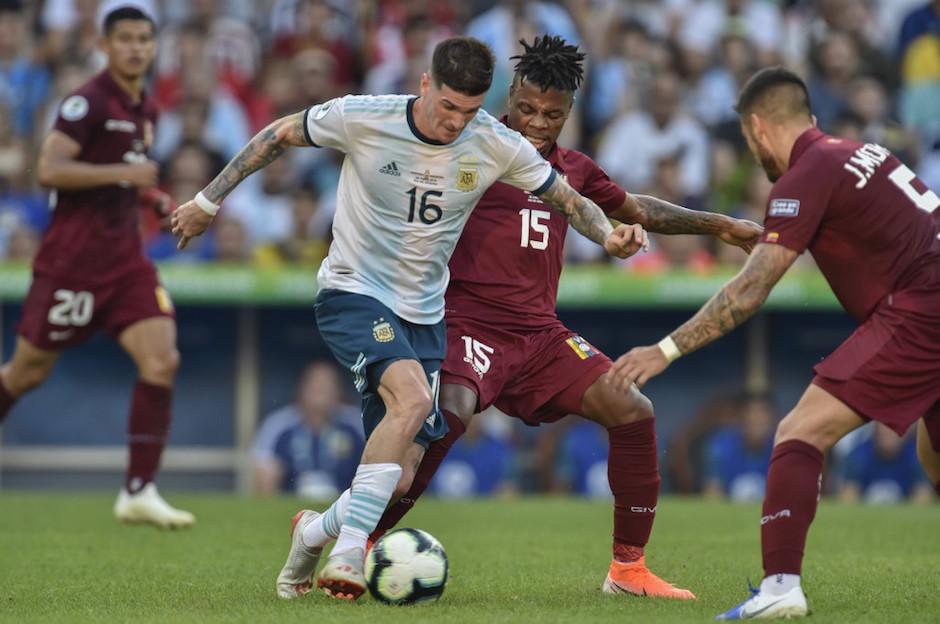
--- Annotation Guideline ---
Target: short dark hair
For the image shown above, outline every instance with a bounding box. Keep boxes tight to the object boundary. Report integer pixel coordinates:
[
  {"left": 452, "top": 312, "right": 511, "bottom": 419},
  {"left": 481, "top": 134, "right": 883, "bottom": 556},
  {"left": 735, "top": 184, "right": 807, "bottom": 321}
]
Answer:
[
  {"left": 510, "top": 35, "right": 585, "bottom": 93},
  {"left": 735, "top": 66, "right": 811, "bottom": 121},
  {"left": 103, "top": 6, "right": 155, "bottom": 36},
  {"left": 430, "top": 37, "right": 495, "bottom": 96}
]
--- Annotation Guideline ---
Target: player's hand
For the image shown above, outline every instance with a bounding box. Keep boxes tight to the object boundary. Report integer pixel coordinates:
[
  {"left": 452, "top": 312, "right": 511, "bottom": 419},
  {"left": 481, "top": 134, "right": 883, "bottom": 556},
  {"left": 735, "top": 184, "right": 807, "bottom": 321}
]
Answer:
[
  {"left": 171, "top": 199, "right": 214, "bottom": 250},
  {"left": 604, "top": 223, "right": 648, "bottom": 259},
  {"left": 719, "top": 218, "right": 763, "bottom": 253},
  {"left": 609, "top": 345, "right": 670, "bottom": 391},
  {"left": 139, "top": 188, "right": 177, "bottom": 231},
  {"left": 122, "top": 160, "right": 159, "bottom": 189}
]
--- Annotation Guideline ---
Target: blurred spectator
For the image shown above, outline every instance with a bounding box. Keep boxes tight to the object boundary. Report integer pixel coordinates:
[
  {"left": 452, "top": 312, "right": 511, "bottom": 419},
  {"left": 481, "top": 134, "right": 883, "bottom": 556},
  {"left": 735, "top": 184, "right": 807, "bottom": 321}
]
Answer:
[
  {"left": 702, "top": 393, "right": 776, "bottom": 502},
  {"left": 666, "top": 393, "right": 741, "bottom": 493},
  {"left": 597, "top": 71, "right": 709, "bottom": 205},
  {"left": 430, "top": 411, "right": 517, "bottom": 499},
  {"left": 253, "top": 361, "right": 363, "bottom": 498},
  {"left": 583, "top": 18, "right": 650, "bottom": 136},
  {"left": 807, "top": 32, "right": 860, "bottom": 131},
  {"left": 2, "top": 221, "right": 37, "bottom": 260},
  {"left": 226, "top": 154, "right": 297, "bottom": 245},
  {"left": 627, "top": 157, "right": 715, "bottom": 273},
  {"left": 556, "top": 420, "right": 610, "bottom": 498},
  {"left": 846, "top": 76, "right": 917, "bottom": 162},
  {"left": 152, "top": 60, "right": 253, "bottom": 163},
  {"left": 256, "top": 188, "right": 331, "bottom": 267},
  {"left": 364, "top": 15, "right": 437, "bottom": 96},
  {"left": 270, "top": 0, "right": 358, "bottom": 92},
  {"left": 206, "top": 215, "right": 252, "bottom": 263},
  {"left": 466, "top": 0, "right": 580, "bottom": 112},
  {"left": 691, "top": 33, "right": 758, "bottom": 128},
  {"left": 838, "top": 423, "right": 934, "bottom": 505},
  {"left": 0, "top": 0, "right": 51, "bottom": 139},
  {"left": 39, "top": 0, "right": 109, "bottom": 70},
  {"left": 674, "top": 0, "right": 783, "bottom": 67},
  {"left": 154, "top": 0, "right": 261, "bottom": 101}
]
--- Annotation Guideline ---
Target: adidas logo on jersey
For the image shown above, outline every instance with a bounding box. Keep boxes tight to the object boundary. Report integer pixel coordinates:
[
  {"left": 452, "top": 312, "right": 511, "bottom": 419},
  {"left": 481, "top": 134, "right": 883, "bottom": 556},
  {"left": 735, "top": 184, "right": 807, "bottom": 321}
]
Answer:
[{"left": 379, "top": 161, "right": 401, "bottom": 176}]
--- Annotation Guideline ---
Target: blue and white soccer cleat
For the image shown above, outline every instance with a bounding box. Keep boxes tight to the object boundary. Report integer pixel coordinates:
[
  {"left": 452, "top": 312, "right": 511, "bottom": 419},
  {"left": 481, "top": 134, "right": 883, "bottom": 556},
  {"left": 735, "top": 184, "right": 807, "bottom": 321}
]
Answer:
[{"left": 715, "top": 582, "right": 809, "bottom": 620}]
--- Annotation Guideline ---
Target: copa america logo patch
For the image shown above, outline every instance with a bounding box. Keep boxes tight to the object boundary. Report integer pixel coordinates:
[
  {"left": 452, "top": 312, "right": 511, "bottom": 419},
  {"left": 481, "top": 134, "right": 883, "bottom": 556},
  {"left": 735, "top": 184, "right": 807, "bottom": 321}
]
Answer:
[
  {"left": 373, "top": 319, "right": 395, "bottom": 343},
  {"left": 768, "top": 199, "right": 800, "bottom": 217}
]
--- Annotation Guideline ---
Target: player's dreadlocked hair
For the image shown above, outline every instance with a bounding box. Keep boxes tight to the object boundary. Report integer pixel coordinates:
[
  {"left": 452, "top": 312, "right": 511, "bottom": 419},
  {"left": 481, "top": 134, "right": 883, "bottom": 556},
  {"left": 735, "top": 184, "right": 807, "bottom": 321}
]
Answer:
[{"left": 510, "top": 35, "right": 585, "bottom": 93}]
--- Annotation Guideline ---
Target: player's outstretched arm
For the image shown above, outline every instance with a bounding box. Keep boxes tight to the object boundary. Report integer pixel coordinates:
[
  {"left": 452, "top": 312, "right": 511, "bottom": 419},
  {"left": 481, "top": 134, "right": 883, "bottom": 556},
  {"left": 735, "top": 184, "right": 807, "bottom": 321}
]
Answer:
[
  {"left": 611, "top": 194, "right": 763, "bottom": 253},
  {"left": 539, "top": 174, "right": 648, "bottom": 258},
  {"left": 171, "top": 111, "right": 309, "bottom": 249},
  {"left": 609, "top": 243, "right": 798, "bottom": 390}
]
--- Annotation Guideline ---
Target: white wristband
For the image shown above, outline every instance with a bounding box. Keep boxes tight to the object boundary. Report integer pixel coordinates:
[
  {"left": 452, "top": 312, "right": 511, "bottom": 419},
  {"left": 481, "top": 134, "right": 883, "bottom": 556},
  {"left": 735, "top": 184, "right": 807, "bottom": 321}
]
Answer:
[
  {"left": 194, "top": 191, "right": 220, "bottom": 216},
  {"left": 657, "top": 336, "right": 682, "bottom": 363}
]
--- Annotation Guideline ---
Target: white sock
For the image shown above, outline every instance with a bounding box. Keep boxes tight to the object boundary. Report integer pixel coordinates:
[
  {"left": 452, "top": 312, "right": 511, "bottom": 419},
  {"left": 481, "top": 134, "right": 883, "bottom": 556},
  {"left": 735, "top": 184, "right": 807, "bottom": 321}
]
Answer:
[
  {"left": 760, "top": 573, "right": 800, "bottom": 596},
  {"left": 331, "top": 463, "right": 402, "bottom": 557},
  {"left": 301, "top": 489, "right": 351, "bottom": 548}
]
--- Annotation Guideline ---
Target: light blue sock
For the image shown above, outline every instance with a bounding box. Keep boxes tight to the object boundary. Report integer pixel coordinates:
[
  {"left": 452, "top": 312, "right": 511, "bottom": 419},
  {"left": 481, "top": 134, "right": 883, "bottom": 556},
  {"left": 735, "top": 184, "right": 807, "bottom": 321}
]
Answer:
[
  {"left": 301, "top": 489, "right": 350, "bottom": 547},
  {"left": 332, "top": 463, "right": 402, "bottom": 556}
]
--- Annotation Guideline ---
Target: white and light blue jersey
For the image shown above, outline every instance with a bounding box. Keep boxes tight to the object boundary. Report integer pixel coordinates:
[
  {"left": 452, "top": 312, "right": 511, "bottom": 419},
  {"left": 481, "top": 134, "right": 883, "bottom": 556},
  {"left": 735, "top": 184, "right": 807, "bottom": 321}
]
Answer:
[{"left": 304, "top": 94, "right": 555, "bottom": 324}]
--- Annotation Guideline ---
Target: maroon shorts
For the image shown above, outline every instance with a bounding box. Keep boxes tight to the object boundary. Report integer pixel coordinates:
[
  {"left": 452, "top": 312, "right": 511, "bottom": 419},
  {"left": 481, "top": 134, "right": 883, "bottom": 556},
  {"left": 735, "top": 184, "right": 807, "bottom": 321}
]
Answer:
[
  {"left": 17, "top": 263, "right": 175, "bottom": 351},
  {"left": 812, "top": 290, "right": 940, "bottom": 449},
  {"left": 441, "top": 315, "right": 612, "bottom": 425}
]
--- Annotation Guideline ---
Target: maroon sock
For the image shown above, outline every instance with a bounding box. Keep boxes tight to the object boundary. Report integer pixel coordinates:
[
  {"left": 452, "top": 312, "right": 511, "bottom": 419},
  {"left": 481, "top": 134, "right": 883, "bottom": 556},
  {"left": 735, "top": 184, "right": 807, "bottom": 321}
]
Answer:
[
  {"left": 126, "top": 380, "right": 173, "bottom": 493},
  {"left": 608, "top": 418, "right": 660, "bottom": 562},
  {"left": 370, "top": 408, "right": 467, "bottom": 541},
  {"left": 761, "top": 439, "right": 824, "bottom": 576},
  {"left": 0, "top": 375, "right": 16, "bottom": 424}
]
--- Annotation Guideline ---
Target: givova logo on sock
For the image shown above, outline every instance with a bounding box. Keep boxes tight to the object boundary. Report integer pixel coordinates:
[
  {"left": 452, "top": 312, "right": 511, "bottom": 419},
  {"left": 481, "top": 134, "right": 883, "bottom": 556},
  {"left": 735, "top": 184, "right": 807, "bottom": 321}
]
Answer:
[{"left": 760, "top": 509, "right": 791, "bottom": 525}]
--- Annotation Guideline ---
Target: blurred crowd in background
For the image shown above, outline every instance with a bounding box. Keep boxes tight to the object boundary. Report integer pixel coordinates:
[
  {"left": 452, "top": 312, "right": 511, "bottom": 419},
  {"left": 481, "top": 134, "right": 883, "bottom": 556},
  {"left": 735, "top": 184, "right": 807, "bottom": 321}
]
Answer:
[
  {"left": 251, "top": 360, "right": 936, "bottom": 503},
  {"left": 0, "top": 0, "right": 937, "bottom": 270}
]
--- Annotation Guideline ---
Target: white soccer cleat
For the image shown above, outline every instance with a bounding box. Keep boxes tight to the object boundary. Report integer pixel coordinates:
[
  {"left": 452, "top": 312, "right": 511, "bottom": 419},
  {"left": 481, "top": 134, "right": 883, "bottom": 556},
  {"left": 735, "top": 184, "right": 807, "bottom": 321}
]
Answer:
[
  {"left": 317, "top": 547, "right": 367, "bottom": 600},
  {"left": 113, "top": 482, "right": 195, "bottom": 529},
  {"left": 276, "top": 510, "right": 323, "bottom": 599},
  {"left": 715, "top": 583, "right": 809, "bottom": 620}
]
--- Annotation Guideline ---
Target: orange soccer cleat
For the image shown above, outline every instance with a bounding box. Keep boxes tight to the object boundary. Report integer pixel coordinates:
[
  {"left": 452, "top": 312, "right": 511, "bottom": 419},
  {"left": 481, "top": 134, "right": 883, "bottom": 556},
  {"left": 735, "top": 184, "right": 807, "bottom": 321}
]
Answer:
[{"left": 601, "top": 556, "right": 696, "bottom": 600}]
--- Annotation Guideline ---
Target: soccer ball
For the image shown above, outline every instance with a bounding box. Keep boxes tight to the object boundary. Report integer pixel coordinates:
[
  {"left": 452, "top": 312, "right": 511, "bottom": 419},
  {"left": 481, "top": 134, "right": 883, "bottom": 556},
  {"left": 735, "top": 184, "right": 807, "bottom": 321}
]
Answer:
[{"left": 365, "top": 528, "right": 448, "bottom": 604}]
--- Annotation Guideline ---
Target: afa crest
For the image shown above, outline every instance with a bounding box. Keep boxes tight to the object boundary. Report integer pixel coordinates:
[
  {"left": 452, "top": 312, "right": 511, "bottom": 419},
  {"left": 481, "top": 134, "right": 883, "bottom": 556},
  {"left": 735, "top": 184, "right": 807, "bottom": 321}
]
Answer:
[
  {"left": 456, "top": 166, "right": 478, "bottom": 192},
  {"left": 373, "top": 319, "right": 395, "bottom": 343}
]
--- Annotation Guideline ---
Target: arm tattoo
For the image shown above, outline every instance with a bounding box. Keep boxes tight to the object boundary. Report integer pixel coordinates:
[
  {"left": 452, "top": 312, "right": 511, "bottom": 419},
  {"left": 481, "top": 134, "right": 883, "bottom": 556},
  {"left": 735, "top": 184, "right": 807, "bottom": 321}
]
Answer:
[
  {"left": 670, "top": 244, "right": 798, "bottom": 355},
  {"left": 540, "top": 176, "right": 613, "bottom": 246},
  {"left": 629, "top": 195, "right": 730, "bottom": 235},
  {"left": 202, "top": 113, "right": 306, "bottom": 204}
]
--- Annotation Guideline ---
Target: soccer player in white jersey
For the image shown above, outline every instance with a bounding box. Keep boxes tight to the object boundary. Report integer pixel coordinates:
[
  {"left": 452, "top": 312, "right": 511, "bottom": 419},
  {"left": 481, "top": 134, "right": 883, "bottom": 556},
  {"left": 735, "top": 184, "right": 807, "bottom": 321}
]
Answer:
[{"left": 172, "top": 37, "right": 645, "bottom": 600}]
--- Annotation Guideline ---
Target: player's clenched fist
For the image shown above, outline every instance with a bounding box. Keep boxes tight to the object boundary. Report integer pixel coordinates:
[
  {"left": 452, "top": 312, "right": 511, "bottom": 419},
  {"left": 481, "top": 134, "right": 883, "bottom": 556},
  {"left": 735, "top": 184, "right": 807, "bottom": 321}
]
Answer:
[
  {"left": 122, "top": 160, "right": 159, "bottom": 189},
  {"left": 171, "top": 199, "right": 214, "bottom": 250},
  {"left": 604, "top": 223, "right": 648, "bottom": 259}
]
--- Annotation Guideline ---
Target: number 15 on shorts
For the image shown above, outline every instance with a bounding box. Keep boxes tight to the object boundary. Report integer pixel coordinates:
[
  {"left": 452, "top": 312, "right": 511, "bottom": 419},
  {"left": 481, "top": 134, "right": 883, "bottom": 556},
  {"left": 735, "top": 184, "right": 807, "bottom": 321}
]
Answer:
[{"left": 461, "top": 336, "right": 494, "bottom": 379}]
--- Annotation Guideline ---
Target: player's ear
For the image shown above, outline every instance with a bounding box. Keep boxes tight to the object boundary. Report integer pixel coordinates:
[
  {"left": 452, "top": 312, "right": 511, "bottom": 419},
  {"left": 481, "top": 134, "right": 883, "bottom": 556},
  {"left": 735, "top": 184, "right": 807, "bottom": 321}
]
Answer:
[
  {"left": 419, "top": 72, "right": 430, "bottom": 97},
  {"left": 811, "top": 114, "right": 818, "bottom": 128}
]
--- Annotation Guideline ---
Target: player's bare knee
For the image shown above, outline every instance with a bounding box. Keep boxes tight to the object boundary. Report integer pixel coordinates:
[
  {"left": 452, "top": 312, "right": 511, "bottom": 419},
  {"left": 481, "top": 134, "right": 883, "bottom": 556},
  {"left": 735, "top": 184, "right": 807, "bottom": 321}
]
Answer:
[
  {"left": 138, "top": 348, "right": 180, "bottom": 384},
  {"left": 774, "top": 412, "right": 838, "bottom": 452},
  {"left": 439, "top": 383, "right": 476, "bottom": 424}
]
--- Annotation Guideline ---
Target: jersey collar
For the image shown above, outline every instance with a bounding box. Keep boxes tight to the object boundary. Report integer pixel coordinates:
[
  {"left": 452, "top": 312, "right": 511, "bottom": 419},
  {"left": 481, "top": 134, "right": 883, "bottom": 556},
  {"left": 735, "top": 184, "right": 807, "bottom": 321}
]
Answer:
[
  {"left": 407, "top": 97, "right": 446, "bottom": 146},
  {"left": 96, "top": 69, "right": 147, "bottom": 110},
  {"left": 789, "top": 127, "right": 825, "bottom": 168}
]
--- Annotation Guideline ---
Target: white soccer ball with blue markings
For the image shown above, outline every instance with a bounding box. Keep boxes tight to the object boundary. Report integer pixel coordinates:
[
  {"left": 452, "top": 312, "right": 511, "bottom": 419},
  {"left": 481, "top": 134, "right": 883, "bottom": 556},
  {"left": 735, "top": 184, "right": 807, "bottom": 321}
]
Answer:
[{"left": 365, "top": 528, "right": 448, "bottom": 604}]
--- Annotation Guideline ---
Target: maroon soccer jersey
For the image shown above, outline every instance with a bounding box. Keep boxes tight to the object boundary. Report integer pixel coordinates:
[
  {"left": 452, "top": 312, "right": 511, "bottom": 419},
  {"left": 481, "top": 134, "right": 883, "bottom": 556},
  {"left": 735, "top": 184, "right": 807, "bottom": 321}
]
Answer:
[
  {"left": 446, "top": 133, "right": 625, "bottom": 329},
  {"left": 760, "top": 127, "right": 940, "bottom": 322},
  {"left": 33, "top": 70, "right": 158, "bottom": 280}
]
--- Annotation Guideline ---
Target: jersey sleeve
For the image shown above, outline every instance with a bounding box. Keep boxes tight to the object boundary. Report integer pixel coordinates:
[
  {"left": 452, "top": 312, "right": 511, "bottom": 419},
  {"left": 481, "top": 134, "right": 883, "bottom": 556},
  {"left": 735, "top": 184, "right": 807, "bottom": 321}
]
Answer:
[
  {"left": 580, "top": 157, "right": 627, "bottom": 214},
  {"left": 52, "top": 90, "right": 105, "bottom": 149},
  {"left": 759, "top": 162, "right": 833, "bottom": 253},
  {"left": 498, "top": 135, "right": 556, "bottom": 195},
  {"left": 302, "top": 96, "right": 349, "bottom": 151}
]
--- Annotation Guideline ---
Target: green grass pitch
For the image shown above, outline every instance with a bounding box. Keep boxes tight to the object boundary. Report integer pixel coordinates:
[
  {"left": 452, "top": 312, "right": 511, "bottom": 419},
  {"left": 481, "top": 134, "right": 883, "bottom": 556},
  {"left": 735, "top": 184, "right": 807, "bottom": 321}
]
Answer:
[{"left": 0, "top": 494, "right": 937, "bottom": 623}]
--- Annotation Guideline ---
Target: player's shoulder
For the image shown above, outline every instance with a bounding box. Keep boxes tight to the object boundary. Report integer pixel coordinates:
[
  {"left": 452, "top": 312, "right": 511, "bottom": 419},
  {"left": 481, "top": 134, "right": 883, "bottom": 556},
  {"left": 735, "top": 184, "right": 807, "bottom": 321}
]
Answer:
[
  {"left": 334, "top": 93, "right": 410, "bottom": 119},
  {"left": 468, "top": 108, "right": 525, "bottom": 145},
  {"left": 773, "top": 134, "right": 852, "bottom": 196},
  {"left": 57, "top": 74, "right": 110, "bottom": 123},
  {"left": 555, "top": 145, "right": 602, "bottom": 174}
]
